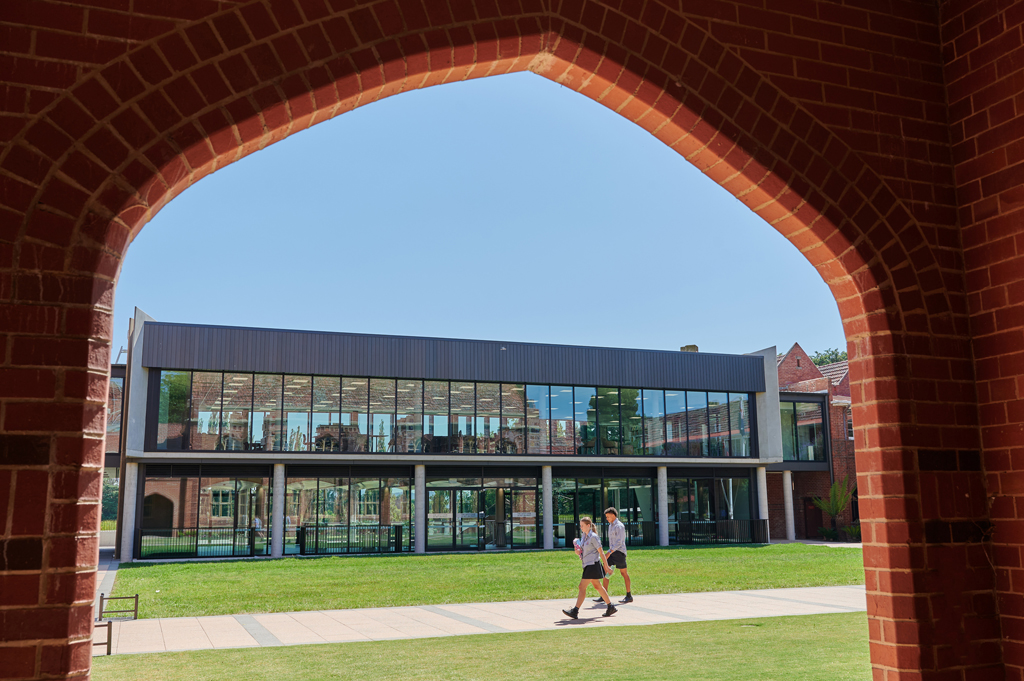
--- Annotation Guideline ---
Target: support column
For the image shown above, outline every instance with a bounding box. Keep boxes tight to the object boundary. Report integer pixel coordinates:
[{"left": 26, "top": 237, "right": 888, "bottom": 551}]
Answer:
[
  {"left": 119, "top": 462, "right": 139, "bottom": 562},
  {"left": 415, "top": 464, "right": 425, "bottom": 554},
  {"left": 542, "top": 465, "right": 553, "bottom": 550},
  {"left": 272, "top": 463, "right": 285, "bottom": 558},
  {"left": 757, "top": 466, "right": 770, "bottom": 543},
  {"left": 782, "top": 470, "right": 796, "bottom": 541},
  {"left": 657, "top": 466, "right": 669, "bottom": 547}
]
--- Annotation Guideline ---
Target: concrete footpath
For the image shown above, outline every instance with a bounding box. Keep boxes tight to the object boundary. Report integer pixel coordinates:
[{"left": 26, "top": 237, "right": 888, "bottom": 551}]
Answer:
[{"left": 92, "top": 582, "right": 867, "bottom": 656}]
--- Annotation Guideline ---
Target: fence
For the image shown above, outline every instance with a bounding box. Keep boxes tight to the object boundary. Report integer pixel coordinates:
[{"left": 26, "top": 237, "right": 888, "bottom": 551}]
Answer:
[
  {"left": 296, "top": 524, "right": 406, "bottom": 555},
  {"left": 137, "top": 527, "right": 272, "bottom": 559},
  {"left": 671, "top": 519, "right": 769, "bottom": 545}
]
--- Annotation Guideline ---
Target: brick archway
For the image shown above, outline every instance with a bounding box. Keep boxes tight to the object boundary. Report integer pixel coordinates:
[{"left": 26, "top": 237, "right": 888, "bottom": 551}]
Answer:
[{"left": 0, "top": 1, "right": 1018, "bottom": 679}]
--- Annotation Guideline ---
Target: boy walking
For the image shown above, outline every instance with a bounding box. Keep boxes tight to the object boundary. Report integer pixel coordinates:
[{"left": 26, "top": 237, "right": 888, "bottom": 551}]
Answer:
[{"left": 594, "top": 507, "right": 633, "bottom": 603}]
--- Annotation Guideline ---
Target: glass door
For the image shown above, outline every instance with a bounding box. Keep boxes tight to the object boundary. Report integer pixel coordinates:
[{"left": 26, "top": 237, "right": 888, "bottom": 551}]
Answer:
[
  {"left": 455, "top": 489, "right": 482, "bottom": 550},
  {"left": 234, "top": 483, "right": 255, "bottom": 556},
  {"left": 482, "top": 488, "right": 506, "bottom": 549},
  {"left": 427, "top": 489, "right": 453, "bottom": 550},
  {"left": 510, "top": 489, "right": 537, "bottom": 548}
]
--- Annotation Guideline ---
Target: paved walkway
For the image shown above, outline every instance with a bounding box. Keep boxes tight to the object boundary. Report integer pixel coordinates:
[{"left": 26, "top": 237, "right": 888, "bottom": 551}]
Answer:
[{"left": 92, "top": 584, "right": 866, "bottom": 656}]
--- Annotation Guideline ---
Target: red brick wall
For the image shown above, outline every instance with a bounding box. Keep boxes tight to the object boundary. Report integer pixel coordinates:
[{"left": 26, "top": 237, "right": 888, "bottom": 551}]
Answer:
[
  {"left": 777, "top": 343, "right": 826, "bottom": 388},
  {"left": 0, "top": 1, "right": 1014, "bottom": 679}
]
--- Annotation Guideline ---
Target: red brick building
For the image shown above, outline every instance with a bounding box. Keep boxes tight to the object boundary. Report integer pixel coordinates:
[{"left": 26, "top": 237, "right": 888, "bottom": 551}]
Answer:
[{"left": 767, "top": 343, "right": 857, "bottom": 541}]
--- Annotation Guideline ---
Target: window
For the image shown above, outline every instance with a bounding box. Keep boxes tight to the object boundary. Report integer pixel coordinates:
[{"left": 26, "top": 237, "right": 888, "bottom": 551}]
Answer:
[
  {"left": 846, "top": 407, "right": 854, "bottom": 440},
  {"left": 188, "top": 372, "right": 223, "bottom": 451},
  {"left": 283, "top": 375, "right": 312, "bottom": 452},
  {"left": 106, "top": 376, "right": 124, "bottom": 454},
  {"left": 156, "top": 370, "right": 190, "bottom": 451},
  {"left": 222, "top": 373, "right": 253, "bottom": 451},
  {"left": 780, "top": 401, "right": 826, "bottom": 462},
  {"left": 395, "top": 380, "right": 423, "bottom": 453},
  {"left": 526, "top": 385, "right": 550, "bottom": 456},
  {"left": 211, "top": 489, "right": 233, "bottom": 518}
]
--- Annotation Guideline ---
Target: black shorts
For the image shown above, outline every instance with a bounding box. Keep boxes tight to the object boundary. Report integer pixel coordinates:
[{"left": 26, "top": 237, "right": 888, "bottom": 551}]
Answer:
[
  {"left": 606, "top": 551, "right": 627, "bottom": 570},
  {"left": 582, "top": 563, "right": 605, "bottom": 580}
]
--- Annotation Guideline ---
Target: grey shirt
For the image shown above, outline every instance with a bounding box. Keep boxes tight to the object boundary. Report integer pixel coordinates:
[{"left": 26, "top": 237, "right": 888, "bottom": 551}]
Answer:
[
  {"left": 608, "top": 518, "right": 627, "bottom": 555},
  {"left": 579, "top": 531, "right": 603, "bottom": 567}
]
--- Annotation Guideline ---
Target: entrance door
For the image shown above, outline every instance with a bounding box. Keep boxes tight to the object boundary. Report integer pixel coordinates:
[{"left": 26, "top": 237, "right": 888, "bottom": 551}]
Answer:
[
  {"left": 509, "top": 489, "right": 537, "bottom": 548},
  {"left": 482, "top": 488, "right": 507, "bottom": 548},
  {"left": 427, "top": 489, "right": 453, "bottom": 550},
  {"left": 427, "top": 488, "right": 483, "bottom": 550},
  {"left": 803, "top": 498, "right": 822, "bottom": 539},
  {"left": 455, "top": 489, "right": 482, "bottom": 550},
  {"left": 233, "top": 484, "right": 256, "bottom": 556}
]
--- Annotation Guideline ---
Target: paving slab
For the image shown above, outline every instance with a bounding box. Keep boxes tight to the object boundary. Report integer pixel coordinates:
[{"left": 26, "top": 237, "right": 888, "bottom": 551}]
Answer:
[{"left": 94, "top": 585, "right": 866, "bottom": 656}]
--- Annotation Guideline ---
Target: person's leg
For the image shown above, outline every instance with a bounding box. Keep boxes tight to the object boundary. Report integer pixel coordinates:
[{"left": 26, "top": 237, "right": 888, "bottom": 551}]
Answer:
[
  {"left": 575, "top": 579, "right": 588, "bottom": 609},
  {"left": 593, "top": 579, "right": 611, "bottom": 605},
  {"left": 621, "top": 567, "right": 631, "bottom": 592}
]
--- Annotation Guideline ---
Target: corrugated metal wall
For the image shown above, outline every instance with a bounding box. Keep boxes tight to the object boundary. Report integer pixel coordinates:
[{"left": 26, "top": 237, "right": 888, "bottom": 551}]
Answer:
[{"left": 141, "top": 322, "right": 765, "bottom": 392}]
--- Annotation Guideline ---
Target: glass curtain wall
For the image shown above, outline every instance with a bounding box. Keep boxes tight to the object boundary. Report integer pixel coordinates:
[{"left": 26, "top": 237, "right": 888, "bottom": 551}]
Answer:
[
  {"left": 106, "top": 374, "right": 124, "bottom": 454},
  {"left": 552, "top": 476, "right": 656, "bottom": 547},
  {"left": 780, "top": 401, "right": 826, "bottom": 461},
  {"left": 152, "top": 370, "right": 755, "bottom": 458},
  {"left": 666, "top": 475, "right": 756, "bottom": 545}
]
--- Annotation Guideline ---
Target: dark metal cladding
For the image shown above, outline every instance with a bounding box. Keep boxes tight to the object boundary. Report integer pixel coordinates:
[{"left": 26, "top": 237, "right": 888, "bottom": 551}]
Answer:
[{"left": 141, "top": 322, "right": 766, "bottom": 392}]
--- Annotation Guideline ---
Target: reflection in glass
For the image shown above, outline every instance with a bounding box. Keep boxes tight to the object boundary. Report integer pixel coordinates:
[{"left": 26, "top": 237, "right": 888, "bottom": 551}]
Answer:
[
  {"left": 311, "top": 376, "right": 340, "bottom": 452},
  {"left": 283, "top": 375, "right": 311, "bottom": 452},
  {"left": 141, "top": 475, "right": 198, "bottom": 530},
  {"left": 596, "top": 387, "right": 620, "bottom": 456},
  {"left": 500, "top": 383, "right": 526, "bottom": 454},
  {"left": 686, "top": 391, "right": 709, "bottom": 457},
  {"left": 350, "top": 478, "right": 380, "bottom": 525},
  {"left": 341, "top": 377, "right": 368, "bottom": 452},
  {"left": 475, "top": 383, "right": 500, "bottom": 454},
  {"left": 384, "top": 477, "right": 412, "bottom": 551},
  {"left": 574, "top": 388, "right": 597, "bottom": 456},
  {"left": 526, "top": 385, "right": 550, "bottom": 456},
  {"left": 450, "top": 382, "right": 475, "bottom": 453},
  {"left": 550, "top": 386, "right": 574, "bottom": 456},
  {"left": 106, "top": 376, "right": 124, "bottom": 454},
  {"left": 620, "top": 389, "right": 642, "bottom": 456},
  {"left": 796, "top": 402, "right": 825, "bottom": 461},
  {"left": 423, "top": 381, "right": 449, "bottom": 453},
  {"left": 781, "top": 402, "right": 796, "bottom": 460},
  {"left": 189, "top": 372, "right": 222, "bottom": 451},
  {"left": 222, "top": 373, "right": 253, "bottom": 451},
  {"left": 252, "top": 374, "right": 283, "bottom": 451},
  {"left": 630, "top": 478, "right": 655, "bottom": 522},
  {"left": 156, "top": 370, "right": 191, "bottom": 451},
  {"left": 716, "top": 477, "right": 751, "bottom": 519},
  {"left": 708, "top": 392, "right": 729, "bottom": 457},
  {"left": 285, "top": 477, "right": 318, "bottom": 555},
  {"left": 730, "top": 393, "right": 751, "bottom": 457},
  {"left": 369, "top": 378, "right": 395, "bottom": 453},
  {"left": 318, "top": 477, "right": 348, "bottom": 524},
  {"left": 395, "top": 380, "right": 423, "bottom": 453},
  {"left": 642, "top": 389, "right": 666, "bottom": 456}
]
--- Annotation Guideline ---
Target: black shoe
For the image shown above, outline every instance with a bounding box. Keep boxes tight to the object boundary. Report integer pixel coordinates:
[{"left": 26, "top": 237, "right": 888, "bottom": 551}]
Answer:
[
  {"left": 562, "top": 607, "right": 579, "bottom": 619},
  {"left": 593, "top": 597, "right": 606, "bottom": 603},
  {"left": 603, "top": 605, "right": 618, "bottom": 617},
  {"left": 620, "top": 594, "right": 633, "bottom": 604}
]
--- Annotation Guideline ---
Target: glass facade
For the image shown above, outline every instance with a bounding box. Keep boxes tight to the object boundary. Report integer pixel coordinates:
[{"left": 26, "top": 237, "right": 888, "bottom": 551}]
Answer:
[
  {"left": 780, "top": 401, "right": 826, "bottom": 462},
  {"left": 150, "top": 370, "right": 756, "bottom": 458},
  {"left": 424, "top": 473, "right": 538, "bottom": 551},
  {"left": 553, "top": 476, "right": 656, "bottom": 548},
  {"left": 665, "top": 474, "right": 756, "bottom": 545},
  {"left": 106, "top": 374, "right": 124, "bottom": 454}
]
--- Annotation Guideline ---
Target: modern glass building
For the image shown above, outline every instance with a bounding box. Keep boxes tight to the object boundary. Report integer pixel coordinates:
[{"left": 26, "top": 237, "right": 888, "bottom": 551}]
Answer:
[{"left": 114, "top": 311, "right": 787, "bottom": 560}]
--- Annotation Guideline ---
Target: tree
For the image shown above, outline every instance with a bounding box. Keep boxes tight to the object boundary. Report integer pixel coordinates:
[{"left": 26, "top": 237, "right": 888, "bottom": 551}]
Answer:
[
  {"left": 810, "top": 348, "right": 847, "bottom": 366},
  {"left": 812, "top": 476, "right": 856, "bottom": 531},
  {"left": 101, "top": 478, "right": 119, "bottom": 521}
]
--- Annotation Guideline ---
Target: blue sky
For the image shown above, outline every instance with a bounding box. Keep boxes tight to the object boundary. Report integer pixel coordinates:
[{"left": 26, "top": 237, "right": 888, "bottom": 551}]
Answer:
[{"left": 113, "top": 71, "right": 845, "bottom": 358}]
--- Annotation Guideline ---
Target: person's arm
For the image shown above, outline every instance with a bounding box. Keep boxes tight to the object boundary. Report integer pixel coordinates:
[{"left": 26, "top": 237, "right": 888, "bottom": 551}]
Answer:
[{"left": 597, "top": 544, "right": 610, "bottom": 572}]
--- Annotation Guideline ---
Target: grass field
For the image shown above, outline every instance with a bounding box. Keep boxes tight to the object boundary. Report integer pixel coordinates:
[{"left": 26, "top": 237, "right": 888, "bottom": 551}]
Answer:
[
  {"left": 101, "top": 520, "right": 117, "bottom": 531},
  {"left": 112, "top": 544, "right": 864, "bottom": 619},
  {"left": 91, "top": 611, "right": 871, "bottom": 681}
]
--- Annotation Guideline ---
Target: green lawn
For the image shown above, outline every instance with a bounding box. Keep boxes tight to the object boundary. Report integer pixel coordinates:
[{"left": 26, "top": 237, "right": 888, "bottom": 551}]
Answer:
[
  {"left": 91, "top": 611, "right": 870, "bottom": 681},
  {"left": 112, "top": 544, "right": 864, "bottom": 619}
]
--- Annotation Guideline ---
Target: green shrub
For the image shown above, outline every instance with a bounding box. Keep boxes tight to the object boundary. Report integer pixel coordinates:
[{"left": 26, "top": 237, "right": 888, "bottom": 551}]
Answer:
[
  {"left": 843, "top": 524, "right": 861, "bottom": 542},
  {"left": 818, "top": 527, "right": 839, "bottom": 541}
]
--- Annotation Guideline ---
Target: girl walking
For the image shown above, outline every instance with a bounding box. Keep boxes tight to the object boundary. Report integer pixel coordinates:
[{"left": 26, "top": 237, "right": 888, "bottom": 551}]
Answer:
[{"left": 562, "top": 516, "right": 617, "bottom": 619}]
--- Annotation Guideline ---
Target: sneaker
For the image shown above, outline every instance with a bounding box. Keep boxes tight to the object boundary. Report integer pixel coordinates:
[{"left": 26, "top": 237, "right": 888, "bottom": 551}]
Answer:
[
  {"left": 602, "top": 605, "right": 618, "bottom": 617},
  {"left": 593, "top": 597, "right": 606, "bottom": 603},
  {"left": 620, "top": 594, "right": 633, "bottom": 604},
  {"left": 562, "top": 607, "right": 579, "bottom": 619}
]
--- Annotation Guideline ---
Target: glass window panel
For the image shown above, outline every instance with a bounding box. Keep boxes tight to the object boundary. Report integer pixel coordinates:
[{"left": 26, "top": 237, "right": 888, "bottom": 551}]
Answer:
[
  {"left": 620, "top": 389, "right": 643, "bottom": 456},
  {"left": 526, "top": 385, "right": 550, "bottom": 456},
  {"left": 630, "top": 478, "right": 655, "bottom": 522},
  {"left": 188, "top": 372, "right": 222, "bottom": 451},
  {"left": 341, "top": 377, "right": 369, "bottom": 452},
  {"left": 796, "top": 402, "right": 825, "bottom": 461},
  {"left": 141, "top": 475, "right": 199, "bottom": 529},
  {"left": 449, "top": 382, "right": 475, "bottom": 453},
  {"left": 716, "top": 477, "right": 751, "bottom": 520},
  {"left": 708, "top": 392, "right": 729, "bottom": 457},
  {"left": 686, "top": 392, "right": 709, "bottom": 457},
  {"left": 221, "top": 373, "right": 253, "bottom": 452},
  {"left": 574, "top": 388, "right": 598, "bottom": 456},
  {"left": 199, "top": 477, "right": 234, "bottom": 527},
  {"left": 423, "top": 381, "right": 449, "bottom": 453},
  {"left": 426, "top": 476, "right": 482, "bottom": 488},
  {"left": 781, "top": 403, "right": 797, "bottom": 461},
  {"left": 666, "top": 478, "right": 691, "bottom": 522},
  {"left": 664, "top": 391, "right": 687, "bottom": 456},
  {"left": 156, "top": 370, "right": 190, "bottom": 451},
  {"left": 596, "top": 387, "right": 621, "bottom": 456},
  {"left": 284, "top": 477, "right": 318, "bottom": 554},
  {"left": 312, "top": 376, "right": 341, "bottom": 452},
  {"left": 252, "top": 374, "right": 283, "bottom": 451},
  {"left": 318, "top": 477, "right": 348, "bottom": 524},
  {"left": 369, "top": 378, "right": 396, "bottom": 453},
  {"left": 729, "top": 393, "right": 752, "bottom": 457},
  {"left": 384, "top": 477, "right": 412, "bottom": 552},
  {"left": 500, "top": 383, "right": 525, "bottom": 455},
  {"left": 642, "top": 389, "right": 666, "bottom": 456},
  {"left": 350, "top": 478, "right": 380, "bottom": 525},
  {"left": 283, "top": 375, "right": 312, "bottom": 452},
  {"left": 605, "top": 478, "right": 629, "bottom": 521},
  {"left": 105, "top": 376, "right": 124, "bottom": 454},
  {"left": 395, "top": 380, "right": 423, "bottom": 453},
  {"left": 549, "top": 386, "right": 575, "bottom": 456},
  {"left": 475, "top": 382, "right": 500, "bottom": 454}
]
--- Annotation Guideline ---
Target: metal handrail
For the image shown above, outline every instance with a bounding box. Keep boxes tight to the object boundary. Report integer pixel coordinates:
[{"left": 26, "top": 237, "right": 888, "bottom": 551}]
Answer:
[
  {"left": 97, "top": 593, "right": 138, "bottom": 620},
  {"left": 93, "top": 621, "right": 112, "bottom": 655}
]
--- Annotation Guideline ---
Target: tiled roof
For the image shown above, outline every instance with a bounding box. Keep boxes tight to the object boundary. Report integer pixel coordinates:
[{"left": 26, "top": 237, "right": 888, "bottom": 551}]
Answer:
[{"left": 819, "top": 360, "right": 849, "bottom": 386}]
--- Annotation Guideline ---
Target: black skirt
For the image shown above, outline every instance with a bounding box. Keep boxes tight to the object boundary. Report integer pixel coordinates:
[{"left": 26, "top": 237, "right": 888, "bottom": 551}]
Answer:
[{"left": 582, "top": 563, "right": 605, "bottom": 580}]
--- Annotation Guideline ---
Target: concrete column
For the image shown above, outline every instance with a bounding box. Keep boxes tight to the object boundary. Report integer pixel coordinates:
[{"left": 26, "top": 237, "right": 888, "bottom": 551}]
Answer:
[
  {"left": 119, "top": 462, "right": 139, "bottom": 562},
  {"left": 414, "top": 464, "right": 426, "bottom": 554},
  {"left": 542, "top": 465, "right": 553, "bottom": 550},
  {"left": 657, "top": 466, "right": 669, "bottom": 546},
  {"left": 782, "top": 470, "right": 796, "bottom": 541},
  {"left": 272, "top": 463, "right": 285, "bottom": 558},
  {"left": 757, "top": 466, "right": 770, "bottom": 543}
]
